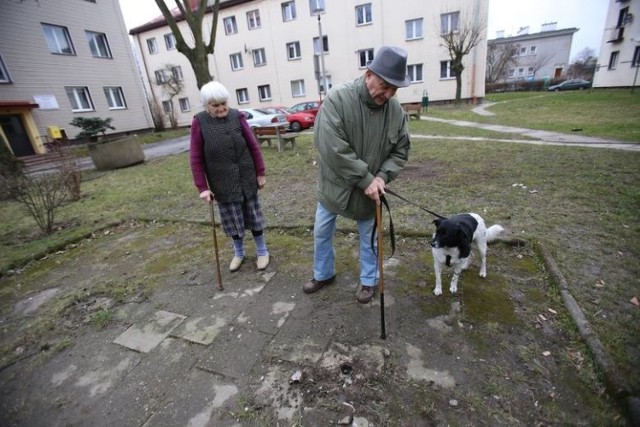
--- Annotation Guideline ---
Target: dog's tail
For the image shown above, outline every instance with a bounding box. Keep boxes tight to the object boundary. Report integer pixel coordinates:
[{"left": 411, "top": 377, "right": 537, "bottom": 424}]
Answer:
[{"left": 486, "top": 224, "right": 505, "bottom": 242}]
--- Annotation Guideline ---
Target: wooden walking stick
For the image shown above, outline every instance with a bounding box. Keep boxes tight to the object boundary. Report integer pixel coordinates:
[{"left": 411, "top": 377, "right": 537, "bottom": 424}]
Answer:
[
  {"left": 209, "top": 202, "right": 224, "bottom": 290},
  {"left": 375, "top": 202, "right": 387, "bottom": 340}
]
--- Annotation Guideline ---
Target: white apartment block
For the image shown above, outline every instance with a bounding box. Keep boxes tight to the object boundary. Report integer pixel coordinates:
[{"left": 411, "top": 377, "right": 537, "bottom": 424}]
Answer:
[
  {"left": 487, "top": 24, "right": 578, "bottom": 82},
  {"left": 592, "top": 0, "right": 640, "bottom": 88},
  {"left": 0, "top": 0, "right": 154, "bottom": 157},
  {"left": 130, "top": 0, "right": 489, "bottom": 128}
]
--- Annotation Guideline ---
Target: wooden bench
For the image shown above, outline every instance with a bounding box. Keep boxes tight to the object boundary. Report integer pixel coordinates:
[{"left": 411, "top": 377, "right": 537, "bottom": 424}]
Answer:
[
  {"left": 402, "top": 104, "right": 421, "bottom": 120},
  {"left": 252, "top": 125, "right": 297, "bottom": 152}
]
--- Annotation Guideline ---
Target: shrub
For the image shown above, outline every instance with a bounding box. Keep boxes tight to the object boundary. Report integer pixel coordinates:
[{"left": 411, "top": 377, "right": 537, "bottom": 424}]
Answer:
[{"left": 69, "top": 117, "right": 115, "bottom": 142}]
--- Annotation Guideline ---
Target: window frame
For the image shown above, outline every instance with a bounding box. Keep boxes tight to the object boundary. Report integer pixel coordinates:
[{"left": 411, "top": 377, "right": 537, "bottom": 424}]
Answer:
[
  {"left": 408, "top": 64, "right": 422, "bottom": 83},
  {"left": 355, "top": 3, "right": 372, "bottom": 26},
  {"left": 632, "top": 46, "right": 640, "bottom": 67},
  {"left": 172, "top": 66, "right": 183, "bottom": 82},
  {"left": 291, "top": 79, "right": 306, "bottom": 97},
  {"left": 236, "top": 88, "right": 250, "bottom": 104},
  {"left": 358, "top": 48, "right": 374, "bottom": 68},
  {"left": 86, "top": 30, "right": 112, "bottom": 58},
  {"left": 608, "top": 51, "right": 619, "bottom": 70},
  {"left": 104, "top": 86, "right": 127, "bottom": 110},
  {"left": 155, "top": 70, "right": 167, "bottom": 84},
  {"left": 309, "top": 0, "right": 325, "bottom": 14},
  {"left": 440, "top": 12, "right": 459, "bottom": 34},
  {"left": 179, "top": 97, "right": 191, "bottom": 112},
  {"left": 164, "top": 33, "right": 177, "bottom": 50},
  {"left": 162, "top": 100, "right": 173, "bottom": 114},
  {"left": 230, "top": 52, "right": 244, "bottom": 70},
  {"left": 253, "top": 48, "right": 267, "bottom": 66},
  {"left": 42, "top": 23, "right": 76, "bottom": 55},
  {"left": 146, "top": 38, "right": 158, "bottom": 54},
  {"left": 405, "top": 18, "right": 424, "bottom": 40},
  {"left": 282, "top": 1, "right": 297, "bottom": 22},
  {"left": 66, "top": 86, "right": 94, "bottom": 112},
  {"left": 0, "top": 54, "right": 11, "bottom": 83},
  {"left": 313, "top": 35, "right": 329, "bottom": 55},
  {"left": 247, "top": 9, "right": 261, "bottom": 30},
  {"left": 258, "top": 84, "right": 272, "bottom": 102},
  {"left": 287, "top": 41, "right": 301, "bottom": 60},
  {"left": 440, "top": 60, "right": 456, "bottom": 79},
  {"left": 223, "top": 16, "right": 238, "bottom": 35}
]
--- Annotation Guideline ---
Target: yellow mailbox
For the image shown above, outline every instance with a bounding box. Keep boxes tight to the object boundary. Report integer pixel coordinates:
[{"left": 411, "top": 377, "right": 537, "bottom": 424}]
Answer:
[{"left": 47, "top": 125, "right": 62, "bottom": 140}]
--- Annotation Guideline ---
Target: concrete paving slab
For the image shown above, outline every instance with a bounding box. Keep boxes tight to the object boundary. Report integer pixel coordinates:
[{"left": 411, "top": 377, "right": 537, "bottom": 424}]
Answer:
[{"left": 113, "top": 310, "right": 186, "bottom": 353}]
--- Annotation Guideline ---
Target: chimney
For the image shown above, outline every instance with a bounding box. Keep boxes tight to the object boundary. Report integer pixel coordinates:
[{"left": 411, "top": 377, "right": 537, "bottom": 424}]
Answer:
[
  {"left": 517, "top": 26, "right": 530, "bottom": 35},
  {"left": 496, "top": 30, "right": 505, "bottom": 38},
  {"left": 541, "top": 22, "right": 558, "bottom": 32}
]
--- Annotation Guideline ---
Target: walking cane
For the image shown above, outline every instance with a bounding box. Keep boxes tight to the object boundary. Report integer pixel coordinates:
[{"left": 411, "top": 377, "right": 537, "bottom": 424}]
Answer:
[
  {"left": 209, "top": 201, "right": 224, "bottom": 291},
  {"left": 375, "top": 202, "right": 387, "bottom": 340}
]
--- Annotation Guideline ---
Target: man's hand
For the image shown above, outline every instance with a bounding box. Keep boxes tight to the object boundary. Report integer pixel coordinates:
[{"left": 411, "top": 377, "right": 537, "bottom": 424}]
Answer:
[
  {"left": 364, "top": 177, "right": 385, "bottom": 204},
  {"left": 199, "top": 190, "right": 214, "bottom": 203},
  {"left": 257, "top": 175, "right": 266, "bottom": 189}
]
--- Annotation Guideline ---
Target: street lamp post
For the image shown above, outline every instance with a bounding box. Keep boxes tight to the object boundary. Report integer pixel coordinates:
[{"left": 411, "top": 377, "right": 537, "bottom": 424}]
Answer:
[{"left": 316, "top": 13, "right": 328, "bottom": 100}]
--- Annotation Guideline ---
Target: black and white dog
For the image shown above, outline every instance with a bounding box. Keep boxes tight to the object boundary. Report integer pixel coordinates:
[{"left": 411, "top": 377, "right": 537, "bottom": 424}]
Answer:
[{"left": 430, "top": 213, "right": 504, "bottom": 295}]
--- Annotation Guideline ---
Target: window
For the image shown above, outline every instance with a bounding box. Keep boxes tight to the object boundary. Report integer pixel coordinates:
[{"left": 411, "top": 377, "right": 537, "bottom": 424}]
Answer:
[
  {"left": 633, "top": 46, "right": 640, "bottom": 67},
  {"left": 517, "top": 67, "right": 525, "bottom": 77},
  {"left": 287, "top": 42, "right": 301, "bottom": 60},
  {"left": 253, "top": 48, "right": 266, "bottom": 66},
  {"left": 608, "top": 51, "right": 619, "bottom": 70},
  {"left": 405, "top": 18, "right": 424, "bottom": 40},
  {"left": 309, "top": 0, "right": 325, "bottom": 14},
  {"left": 65, "top": 86, "right": 94, "bottom": 112},
  {"left": 440, "top": 61, "right": 456, "bottom": 79},
  {"left": 230, "top": 53, "right": 244, "bottom": 70},
  {"left": 179, "top": 97, "right": 191, "bottom": 112},
  {"left": 408, "top": 64, "right": 422, "bottom": 82},
  {"left": 355, "top": 4, "right": 372, "bottom": 26},
  {"left": 236, "top": 88, "right": 250, "bottom": 104},
  {"left": 104, "top": 87, "right": 126, "bottom": 109},
  {"left": 528, "top": 67, "right": 534, "bottom": 76},
  {"left": 172, "top": 66, "right": 183, "bottom": 82},
  {"left": 258, "top": 84, "right": 272, "bottom": 101},
  {"left": 86, "top": 31, "right": 112, "bottom": 58},
  {"left": 508, "top": 68, "right": 515, "bottom": 78},
  {"left": 247, "top": 10, "right": 261, "bottom": 30},
  {"left": 155, "top": 70, "right": 167, "bottom": 84},
  {"left": 529, "top": 45, "right": 537, "bottom": 55},
  {"left": 282, "top": 2, "right": 297, "bottom": 22},
  {"left": 519, "top": 47, "right": 527, "bottom": 56},
  {"left": 358, "top": 48, "right": 374, "bottom": 68},
  {"left": 147, "top": 38, "right": 158, "bottom": 54},
  {"left": 42, "top": 24, "right": 75, "bottom": 55},
  {"left": 0, "top": 54, "right": 11, "bottom": 83},
  {"left": 319, "top": 75, "right": 332, "bottom": 93},
  {"left": 223, "top": 16, "right": 238, "bottom": 35},
  {"left": 440, "top": 12, "right": 459, "bottom": 34},
  {"left": 313, "top": 35, "right": 329, "bottom": 54},
  {"left": 164, "top": 33, "right": 176, "bottom": 50},
  {"left": 162, "top": 100, "right": 173, "bottom": 114},
  {"left": 291, "top": 79, "right": 305, "bottom": 97}
]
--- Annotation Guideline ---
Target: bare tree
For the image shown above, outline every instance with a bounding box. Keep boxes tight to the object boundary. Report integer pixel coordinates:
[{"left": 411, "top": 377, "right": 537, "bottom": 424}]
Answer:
[
  {"left": 525, "top": 53, "right": 553, "bottom": 79},
  {"left": 154, "top": 0, "right": 221, "bottom": 89},
  {"left": 159, "top": 64, "right": 185, "bottom": 128},
  {"left": 440, "top": 20, "right": 485, "bottom": 103},
  {"left": 486, "top": 41, "right": 519, "bottom": 84},
  {"left": 569, "top": 48, "right": 597, "bottom": 80}
]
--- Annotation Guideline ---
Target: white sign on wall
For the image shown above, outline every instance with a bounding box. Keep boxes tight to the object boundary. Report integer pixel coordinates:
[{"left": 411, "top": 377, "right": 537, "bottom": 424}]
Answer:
[{"left": 33, "top": 95, "right": 59, "bottom": 110}]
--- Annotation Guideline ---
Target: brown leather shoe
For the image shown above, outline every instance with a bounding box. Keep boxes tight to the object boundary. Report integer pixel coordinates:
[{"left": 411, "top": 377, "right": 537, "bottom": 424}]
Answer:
[
  {"left": 356, "top": 285, "right": 377, "bottom": 304},
  {"left": 302, "top": 275, "right": 336, "bottom": 294}
]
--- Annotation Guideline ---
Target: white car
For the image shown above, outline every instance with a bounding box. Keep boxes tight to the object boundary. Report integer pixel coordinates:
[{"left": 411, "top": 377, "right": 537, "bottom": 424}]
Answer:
[{"left": 239, "top": 108, "right": 288, "bottom": 128}]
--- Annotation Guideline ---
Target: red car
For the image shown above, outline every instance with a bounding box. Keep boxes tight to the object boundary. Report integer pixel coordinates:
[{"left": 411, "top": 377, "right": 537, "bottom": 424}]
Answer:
[
  {"left": 265, "top": 106, "right": 315, "bottom": 132},
  {"left": 290, "top": 100, "right": 322, "bottom": 118}
]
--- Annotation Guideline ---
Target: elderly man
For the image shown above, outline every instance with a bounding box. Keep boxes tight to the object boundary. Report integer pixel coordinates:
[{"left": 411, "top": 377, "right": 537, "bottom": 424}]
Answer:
[{"left": 303, "top": 46, "right": 411, "bottom": 304}]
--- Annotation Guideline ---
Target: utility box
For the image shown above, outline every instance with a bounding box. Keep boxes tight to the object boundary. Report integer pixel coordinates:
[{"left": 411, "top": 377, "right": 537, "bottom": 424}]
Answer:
[
  {"left": 47, "top": 125, "right": 62, "bottom": 140},
  {"left": 421, "top": 90, "right": 429, "bottom": 112}
]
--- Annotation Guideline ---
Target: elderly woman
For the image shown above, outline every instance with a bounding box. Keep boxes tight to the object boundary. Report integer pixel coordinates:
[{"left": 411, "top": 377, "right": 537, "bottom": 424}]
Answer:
[{"left": 189, "top": 81, "right": 269, "bottom": 272}]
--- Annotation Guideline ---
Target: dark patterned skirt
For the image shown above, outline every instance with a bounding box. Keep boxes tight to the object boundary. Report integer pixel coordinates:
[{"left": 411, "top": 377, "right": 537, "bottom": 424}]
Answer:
[{"left": 217, "top": 195, "right": 266, "bottom": 238}]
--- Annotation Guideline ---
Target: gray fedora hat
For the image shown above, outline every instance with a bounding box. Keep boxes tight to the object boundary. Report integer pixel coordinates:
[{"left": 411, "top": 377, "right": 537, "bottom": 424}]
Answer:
[{"left": 367, "top": 46, "right": 411, "bottom": 88}]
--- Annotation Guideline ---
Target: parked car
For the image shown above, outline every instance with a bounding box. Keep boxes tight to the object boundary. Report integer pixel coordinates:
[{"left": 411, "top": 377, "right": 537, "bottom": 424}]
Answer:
[
  {"left": 264, "top": 106, "right": 315, "bottom": 132},
  {"left": 239, "top": 108, "right": 288, "bottom": 128},
  {"left": 290, "top": 100, "right": 322, "bottom": 117},
  {"left": 547, "top": 79, "right": 592, "bottom": 91}
]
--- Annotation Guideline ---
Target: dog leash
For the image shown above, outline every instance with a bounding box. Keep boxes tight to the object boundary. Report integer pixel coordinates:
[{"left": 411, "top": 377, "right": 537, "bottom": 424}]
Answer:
[
  {"left": 385, "top": 188, "right": 447, "bottom": 219},
  {"left": 371, "top": 194, "right": 395, "bottom": 258}
]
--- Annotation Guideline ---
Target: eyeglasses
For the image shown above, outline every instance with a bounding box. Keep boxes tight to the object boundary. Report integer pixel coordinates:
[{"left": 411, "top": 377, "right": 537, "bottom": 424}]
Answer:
[{"left": 210, "top": 101, "right": 227, "bottom": 108}]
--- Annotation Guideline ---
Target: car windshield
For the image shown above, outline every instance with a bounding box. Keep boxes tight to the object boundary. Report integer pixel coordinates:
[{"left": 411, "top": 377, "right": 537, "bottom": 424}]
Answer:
[{"left": 254, "top": 108, "right": 273, "bottom": 115}]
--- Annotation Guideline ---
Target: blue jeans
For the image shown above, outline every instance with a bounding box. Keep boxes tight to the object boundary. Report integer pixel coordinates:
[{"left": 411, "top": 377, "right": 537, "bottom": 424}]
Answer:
[{"left": 313, "top": 202, "right": 378, "bottom": 287}]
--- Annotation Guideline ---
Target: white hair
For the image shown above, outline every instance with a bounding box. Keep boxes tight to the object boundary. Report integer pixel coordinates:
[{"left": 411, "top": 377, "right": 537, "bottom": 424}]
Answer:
[{"left": 200, "top": 81, "right": 229, "bottom": 106}]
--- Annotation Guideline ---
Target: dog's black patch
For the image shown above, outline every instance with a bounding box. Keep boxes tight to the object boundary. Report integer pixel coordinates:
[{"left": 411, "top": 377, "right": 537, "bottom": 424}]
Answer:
[{"left": 431, "top": 214, "right": 478, "bottom": 258}]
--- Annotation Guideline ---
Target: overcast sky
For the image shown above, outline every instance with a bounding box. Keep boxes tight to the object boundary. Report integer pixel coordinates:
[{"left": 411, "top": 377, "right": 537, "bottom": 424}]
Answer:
[{"left": 118, "top": 0, "right": 610, "bottom": 60}]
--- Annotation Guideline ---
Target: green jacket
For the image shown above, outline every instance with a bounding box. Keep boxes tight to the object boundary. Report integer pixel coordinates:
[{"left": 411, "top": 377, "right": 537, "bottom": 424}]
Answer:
[{"left": 314, "top": 75, "right": 410, "bottom": 220}]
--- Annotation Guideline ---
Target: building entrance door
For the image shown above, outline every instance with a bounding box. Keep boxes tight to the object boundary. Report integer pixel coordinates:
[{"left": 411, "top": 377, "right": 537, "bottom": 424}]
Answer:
[{"left": 0, "top": 114, "right": 35, "bottom": 157}]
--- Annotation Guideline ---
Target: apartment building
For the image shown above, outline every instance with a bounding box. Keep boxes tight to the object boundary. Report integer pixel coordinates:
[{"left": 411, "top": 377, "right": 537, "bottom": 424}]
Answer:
[
  {"left": 130, "top": 0, "right": 489, "bottom": 127},
  {"left": 592, "top": 0, "right": 640, "bottom": 88},
  {"left": 0, "top": 0, "right": 153, "bottom": 157},
  {"left": 487, "top": 23, "right": 578, "bottom": 83}
]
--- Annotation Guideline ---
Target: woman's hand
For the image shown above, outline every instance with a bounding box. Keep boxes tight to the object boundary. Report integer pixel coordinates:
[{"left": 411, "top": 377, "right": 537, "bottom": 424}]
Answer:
[
  {"left": 199, "top": 190, "right": 214, "bottom": 203},
  {"left": 257, "top": 176, "right": 266, "bottom": 189}
]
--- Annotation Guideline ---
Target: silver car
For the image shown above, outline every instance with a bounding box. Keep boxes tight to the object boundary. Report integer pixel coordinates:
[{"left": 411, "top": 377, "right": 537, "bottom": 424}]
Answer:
[{"left": 239, "top": 108, "right": 288, "bottom": 128}]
